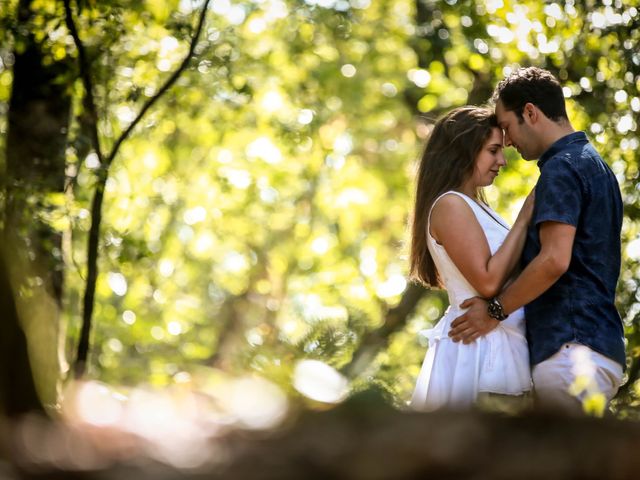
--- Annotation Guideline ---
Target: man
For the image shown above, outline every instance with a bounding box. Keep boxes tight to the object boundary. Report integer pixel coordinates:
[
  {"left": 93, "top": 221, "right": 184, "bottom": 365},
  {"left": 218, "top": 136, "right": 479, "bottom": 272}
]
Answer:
[{"left": 448, "top": 67, "right": 626, "bottom": 413}]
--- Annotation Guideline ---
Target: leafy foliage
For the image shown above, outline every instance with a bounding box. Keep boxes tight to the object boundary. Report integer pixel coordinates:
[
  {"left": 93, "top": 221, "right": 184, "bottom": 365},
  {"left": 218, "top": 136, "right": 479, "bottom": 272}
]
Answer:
[{"left": 1, "top": 0, "right": 639, "bottom": 414}]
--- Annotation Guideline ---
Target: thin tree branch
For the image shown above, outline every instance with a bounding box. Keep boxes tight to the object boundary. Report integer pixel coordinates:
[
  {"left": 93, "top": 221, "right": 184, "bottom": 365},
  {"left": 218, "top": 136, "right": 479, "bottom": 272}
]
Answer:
[
  {"left": 104, "top": 1, "right": 210, "bottom": 166},
  {"left": 64, "top": 0, "right": 211, "bottom": 378},
  {"left": 341, "top": 283, "right": 430, "bottom": 380},
  {"left": 62, "top": 0, "right": 104, "bottom": 165}
]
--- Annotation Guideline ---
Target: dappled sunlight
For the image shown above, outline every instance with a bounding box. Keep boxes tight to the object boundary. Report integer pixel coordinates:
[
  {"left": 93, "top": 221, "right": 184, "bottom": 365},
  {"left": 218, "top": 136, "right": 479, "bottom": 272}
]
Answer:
[
  {"left": 310, "top": 235, "right": 331, "bottom": 255},
  {"left": 375, "top": 273, "right": 407, "bottom": 299},
  {"left": 219, "top": 166, "right": 252, "bottom": 188},
  {"left": 359, "top": 246, "right": 378, "bottom": 277},
  {"left": 340, "top": 63, "right": 356, "bottom": 78},
  {"left": 297, "top": 108, "right": 314, "bottom": 125},
  {"left": 211, "top": 0, "right": 246, "bottom": 25},
  {"left": 246, "top": 137, "right": 283, "bottom": 164},
  {"left": 107, "top": 272, "right": 127, "bottom": 296},
  {"left": 407, "top": 68, "right": 431, "bottom": 88},
  {"left": 219, "top": 376, "right": 289, "bottom": 429},
  {"left": 72, "top": 382, "right": 126, "bottom": 427},
  {"left": 293, "top": 293, "right": 349, "bottom": 324},
  {"left": 293, "top": 359, "right": 349, "bottom": 403},
  {"left": 260, "top": 90, "right": 284, "bottom": 113},
  {"left": 616, "top": 114, "right": 635, "bottom": 134},
  {"left": 625, "top": 238, "right": 640, "bottom": 260}
]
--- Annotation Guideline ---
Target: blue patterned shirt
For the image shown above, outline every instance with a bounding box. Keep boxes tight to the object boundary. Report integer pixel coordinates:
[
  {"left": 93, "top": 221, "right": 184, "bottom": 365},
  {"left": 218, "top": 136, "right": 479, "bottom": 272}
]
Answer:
[{"left": 522, "top": 131, "right": 625, "bottom": 369}]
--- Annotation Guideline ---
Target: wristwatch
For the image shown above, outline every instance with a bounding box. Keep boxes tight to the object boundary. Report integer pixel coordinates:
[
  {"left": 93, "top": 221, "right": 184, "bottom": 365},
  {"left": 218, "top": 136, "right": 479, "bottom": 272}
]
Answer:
[{"left": 487, "top": 297, "right": 507, "bottom": 321}]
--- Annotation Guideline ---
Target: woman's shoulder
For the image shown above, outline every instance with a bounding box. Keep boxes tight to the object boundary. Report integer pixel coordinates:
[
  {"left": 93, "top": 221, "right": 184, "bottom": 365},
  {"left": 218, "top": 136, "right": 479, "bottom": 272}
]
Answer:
[
  {"left": 431, "top": 191, "right": 476, "bottom": 216},
  {"left": 430, "top": 191, "right": 479, "bottom": 236}
]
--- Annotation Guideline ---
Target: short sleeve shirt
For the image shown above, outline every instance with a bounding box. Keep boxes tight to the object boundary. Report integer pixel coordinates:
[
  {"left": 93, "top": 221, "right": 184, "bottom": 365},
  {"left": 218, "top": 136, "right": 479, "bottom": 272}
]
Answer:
[{"left": 522, "top": 131, "right": 625, "bottom": 369}]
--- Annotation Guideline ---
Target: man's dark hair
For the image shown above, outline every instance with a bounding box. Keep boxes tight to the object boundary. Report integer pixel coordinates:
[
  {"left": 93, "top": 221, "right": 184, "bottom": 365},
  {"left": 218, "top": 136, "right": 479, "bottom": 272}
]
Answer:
[{"left": 492, "top": 67, "right": 568, "bottom": 123}]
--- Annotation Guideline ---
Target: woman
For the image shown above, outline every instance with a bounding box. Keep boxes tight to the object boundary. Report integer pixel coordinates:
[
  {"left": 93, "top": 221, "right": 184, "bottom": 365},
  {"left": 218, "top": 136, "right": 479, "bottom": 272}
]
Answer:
[{"left": 409, "top": 106, "right": 533, "bottom": 410}]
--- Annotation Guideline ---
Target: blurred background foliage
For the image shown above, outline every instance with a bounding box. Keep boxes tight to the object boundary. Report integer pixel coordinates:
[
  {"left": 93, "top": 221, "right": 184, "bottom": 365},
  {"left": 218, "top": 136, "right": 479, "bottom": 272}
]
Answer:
[{"left": 0, "top": 0, "right": 639, "bottom": 417}]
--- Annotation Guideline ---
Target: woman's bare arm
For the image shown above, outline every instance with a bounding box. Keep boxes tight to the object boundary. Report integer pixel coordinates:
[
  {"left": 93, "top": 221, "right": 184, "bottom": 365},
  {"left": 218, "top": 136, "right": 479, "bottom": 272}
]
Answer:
[{"left": 430, "top": 191, "right": 534, "bottom": 298}]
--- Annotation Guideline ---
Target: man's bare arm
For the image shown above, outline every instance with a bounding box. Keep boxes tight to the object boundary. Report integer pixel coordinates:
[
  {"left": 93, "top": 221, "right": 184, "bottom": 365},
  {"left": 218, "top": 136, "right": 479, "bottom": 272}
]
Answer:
[
  {"left": 499, "top": 221, "right": 576, "bottom": 315},
  {"left": 449, "top": 221, "right": 576, "bottom": 344}
]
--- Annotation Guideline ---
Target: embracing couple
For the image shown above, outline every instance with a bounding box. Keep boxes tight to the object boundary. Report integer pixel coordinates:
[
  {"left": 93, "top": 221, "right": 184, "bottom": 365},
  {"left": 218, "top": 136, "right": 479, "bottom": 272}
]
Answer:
[{"left": 409, "top": 67, "right": 625, "bottom": 414}]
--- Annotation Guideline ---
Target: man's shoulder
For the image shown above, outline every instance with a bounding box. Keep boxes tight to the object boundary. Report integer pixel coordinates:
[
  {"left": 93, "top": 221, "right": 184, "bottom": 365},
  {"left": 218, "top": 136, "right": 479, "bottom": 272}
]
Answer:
[
  {"left": 538, "top": 150, "right": 579, "bottom": 178},
  {"left": 549, "top": 140, "right": 593, "bottom": 161},
  {"left": 543, "top": 140, "right": 608, "bottom": 176}
]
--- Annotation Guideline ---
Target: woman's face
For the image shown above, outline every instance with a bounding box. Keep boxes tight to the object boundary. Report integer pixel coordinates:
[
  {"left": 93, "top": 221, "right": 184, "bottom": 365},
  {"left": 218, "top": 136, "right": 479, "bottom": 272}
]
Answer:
[{"left": 471, "top": 127, "right": 506, "bottom": 187}]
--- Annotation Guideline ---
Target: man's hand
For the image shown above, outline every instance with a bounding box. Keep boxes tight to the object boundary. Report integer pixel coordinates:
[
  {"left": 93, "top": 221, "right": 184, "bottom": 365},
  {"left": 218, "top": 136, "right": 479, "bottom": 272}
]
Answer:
[{"left": 448, "top": 297, "right": 500, "bottom": 344}]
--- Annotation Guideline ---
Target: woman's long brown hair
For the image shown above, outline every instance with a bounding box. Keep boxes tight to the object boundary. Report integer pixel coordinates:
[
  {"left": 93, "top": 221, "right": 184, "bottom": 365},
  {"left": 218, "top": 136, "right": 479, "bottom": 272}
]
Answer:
[{"left": 409, "top": 106, "right": 498, "bottom": 288}]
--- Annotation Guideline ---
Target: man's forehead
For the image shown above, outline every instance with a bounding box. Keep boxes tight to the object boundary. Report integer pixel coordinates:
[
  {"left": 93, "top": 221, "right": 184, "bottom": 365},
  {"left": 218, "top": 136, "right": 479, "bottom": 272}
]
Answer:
[{"left": 494, "top": 102, "right": 512, "bottom": 122}]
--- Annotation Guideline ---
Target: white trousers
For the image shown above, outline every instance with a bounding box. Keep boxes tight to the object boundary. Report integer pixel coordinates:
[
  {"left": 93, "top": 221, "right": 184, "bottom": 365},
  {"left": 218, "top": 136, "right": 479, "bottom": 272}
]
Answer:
[{"left": 532, "top": 343, "right": 623, "bottom": 415}]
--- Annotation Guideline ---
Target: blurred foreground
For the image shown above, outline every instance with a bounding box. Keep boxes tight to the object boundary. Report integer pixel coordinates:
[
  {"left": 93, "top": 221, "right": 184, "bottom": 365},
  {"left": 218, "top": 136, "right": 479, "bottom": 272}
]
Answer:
[{"left": 2, "top": 386, "right": 640, "bottom": 480}]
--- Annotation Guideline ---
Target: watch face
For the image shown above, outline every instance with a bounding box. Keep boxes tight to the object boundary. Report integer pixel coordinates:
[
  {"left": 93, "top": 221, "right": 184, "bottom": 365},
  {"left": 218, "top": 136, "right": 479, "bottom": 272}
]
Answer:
[{"left": 488, "top": 299, "right": 505, "bottom": 320}]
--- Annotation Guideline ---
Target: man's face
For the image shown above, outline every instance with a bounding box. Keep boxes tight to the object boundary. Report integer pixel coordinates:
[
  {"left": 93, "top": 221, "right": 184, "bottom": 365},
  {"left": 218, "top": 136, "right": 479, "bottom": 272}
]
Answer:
[{"left": 495, "top": 100, "right": 538, "bottom": 160}]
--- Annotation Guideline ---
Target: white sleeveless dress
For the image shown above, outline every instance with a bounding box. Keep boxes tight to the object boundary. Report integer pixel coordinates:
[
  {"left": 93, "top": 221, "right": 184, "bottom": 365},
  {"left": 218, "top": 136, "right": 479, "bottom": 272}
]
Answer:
[{"left": 410, "top": 191, "right": 531, "bottom": 411}]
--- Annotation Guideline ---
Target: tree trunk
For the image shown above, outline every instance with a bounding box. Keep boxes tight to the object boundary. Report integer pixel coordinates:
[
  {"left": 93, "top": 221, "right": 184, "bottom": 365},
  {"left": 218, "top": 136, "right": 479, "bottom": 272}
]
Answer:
[
  {"left": 0, "top": 248, "right": 44, "bottom": 416},
  {"left": 343, "top": 283, "right": 431, "bottom": 379},
  {"left": 3, "top": 0, "right": 72, "bottom": 409}
]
